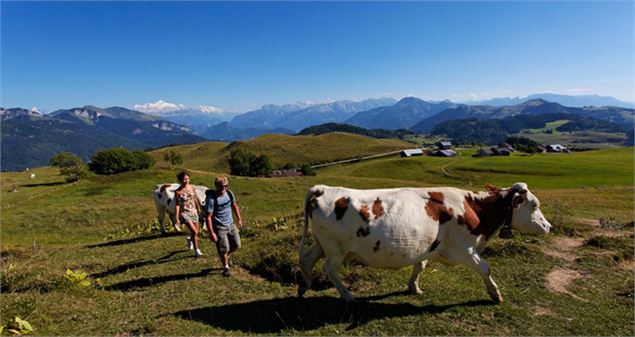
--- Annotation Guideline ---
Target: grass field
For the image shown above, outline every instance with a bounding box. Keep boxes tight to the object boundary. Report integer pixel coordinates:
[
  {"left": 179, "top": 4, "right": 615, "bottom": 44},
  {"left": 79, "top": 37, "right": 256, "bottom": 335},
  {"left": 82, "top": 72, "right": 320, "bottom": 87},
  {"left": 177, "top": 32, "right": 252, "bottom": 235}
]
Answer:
[
  {"left": 516, "top": 129, "right": 628, "bottom": 150},
  {"left": 523, "top": 119, "right": 571, "bottom": 135},
  {"left": 149, "top": 133, "right": 413, "bottom": 173},
  {"left": 1, "top": 141, "right": 633, "bottom": 335}
]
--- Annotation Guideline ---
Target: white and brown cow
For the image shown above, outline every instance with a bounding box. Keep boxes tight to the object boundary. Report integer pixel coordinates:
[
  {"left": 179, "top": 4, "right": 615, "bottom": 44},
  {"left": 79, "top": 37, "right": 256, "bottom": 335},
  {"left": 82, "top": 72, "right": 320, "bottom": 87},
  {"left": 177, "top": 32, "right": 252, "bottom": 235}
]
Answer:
[
  {"left": 298, "top": 182, "right": 551, "bottom": 303},
  {"left": 153, "top": 183, "right": 209, "bottom": 233}
]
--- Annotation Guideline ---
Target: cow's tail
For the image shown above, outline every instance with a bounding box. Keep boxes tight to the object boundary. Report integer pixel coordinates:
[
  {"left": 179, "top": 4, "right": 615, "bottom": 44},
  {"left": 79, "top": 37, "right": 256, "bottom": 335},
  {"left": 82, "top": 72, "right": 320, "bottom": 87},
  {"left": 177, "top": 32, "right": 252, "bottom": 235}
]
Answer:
[{"left": 299, "top": 186, "right": 323, "bottom": 260}]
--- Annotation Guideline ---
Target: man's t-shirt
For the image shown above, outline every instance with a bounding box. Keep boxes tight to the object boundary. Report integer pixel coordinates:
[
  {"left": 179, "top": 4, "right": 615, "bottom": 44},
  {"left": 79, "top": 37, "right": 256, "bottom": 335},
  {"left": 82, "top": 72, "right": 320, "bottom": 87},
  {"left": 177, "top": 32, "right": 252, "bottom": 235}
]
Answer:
[{"left": 205, "top": 190, "right": 235, "bottom": 228}]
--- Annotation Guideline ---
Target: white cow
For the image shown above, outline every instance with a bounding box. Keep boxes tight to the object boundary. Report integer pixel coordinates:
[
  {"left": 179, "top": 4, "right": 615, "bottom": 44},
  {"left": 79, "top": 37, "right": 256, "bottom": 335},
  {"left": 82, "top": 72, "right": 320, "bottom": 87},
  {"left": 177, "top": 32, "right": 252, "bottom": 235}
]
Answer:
[
  {"left": 298, "top": 182, "right": 551, "bottom": 303},
  {"left": 153, "top": 183, "right": 209, "bottom": 233}
]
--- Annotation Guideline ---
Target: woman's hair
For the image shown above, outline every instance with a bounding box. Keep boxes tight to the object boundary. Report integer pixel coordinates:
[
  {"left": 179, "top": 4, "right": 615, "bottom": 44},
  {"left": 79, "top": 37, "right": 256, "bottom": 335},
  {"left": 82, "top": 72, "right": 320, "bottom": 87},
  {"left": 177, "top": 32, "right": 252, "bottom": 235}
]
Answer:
[
  {"left": 215, "top": 175, "right": 228, "bottom": 187},
  {"left": 177, "top": 171, "right": 190, "bottom": 183}
]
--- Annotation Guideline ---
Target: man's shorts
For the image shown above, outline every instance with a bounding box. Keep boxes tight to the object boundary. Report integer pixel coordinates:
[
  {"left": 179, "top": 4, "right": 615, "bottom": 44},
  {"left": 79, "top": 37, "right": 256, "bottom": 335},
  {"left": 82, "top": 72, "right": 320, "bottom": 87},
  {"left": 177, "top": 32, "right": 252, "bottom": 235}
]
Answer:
[{"left": 214, "top": 224, "right": 241, "bottom": 255}]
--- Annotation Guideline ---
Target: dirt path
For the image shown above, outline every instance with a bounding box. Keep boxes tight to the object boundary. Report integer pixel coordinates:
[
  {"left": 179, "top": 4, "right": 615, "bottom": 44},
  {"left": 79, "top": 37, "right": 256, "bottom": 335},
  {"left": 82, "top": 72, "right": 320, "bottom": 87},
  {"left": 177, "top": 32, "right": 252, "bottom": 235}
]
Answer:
[
  {"left": 542, "top": 237, "right": 582, "bottom": 262},
  {"left": 541, "top": 217, "right": 632, "bottom": 301},
  {"left": 441, "top": 158, "right": 472, "bottom": 185},
  {"left": 544, "top": 268, "right": 588, "bottom": 302}
]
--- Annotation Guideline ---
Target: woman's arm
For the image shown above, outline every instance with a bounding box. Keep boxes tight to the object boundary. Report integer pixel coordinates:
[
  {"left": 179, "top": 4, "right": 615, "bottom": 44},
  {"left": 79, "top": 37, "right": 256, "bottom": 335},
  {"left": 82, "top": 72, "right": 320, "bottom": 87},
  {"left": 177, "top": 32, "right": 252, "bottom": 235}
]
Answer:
[{"left": 174, "top": 191, "right": 181, "bottom": 226}]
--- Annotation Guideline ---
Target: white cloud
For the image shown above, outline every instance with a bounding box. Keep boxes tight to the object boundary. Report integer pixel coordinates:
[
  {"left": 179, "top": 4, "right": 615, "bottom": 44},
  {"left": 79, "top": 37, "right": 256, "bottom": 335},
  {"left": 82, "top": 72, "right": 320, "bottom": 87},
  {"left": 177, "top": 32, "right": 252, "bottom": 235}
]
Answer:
[
  {"left": 30, "top": 106, "right": 40, "bottom": 113},
  {"left": 133, "top": 100, "right": 186, "bottom": 113},
  {"left": 196, "top": 105, "right": 224, "bottom": 113}
]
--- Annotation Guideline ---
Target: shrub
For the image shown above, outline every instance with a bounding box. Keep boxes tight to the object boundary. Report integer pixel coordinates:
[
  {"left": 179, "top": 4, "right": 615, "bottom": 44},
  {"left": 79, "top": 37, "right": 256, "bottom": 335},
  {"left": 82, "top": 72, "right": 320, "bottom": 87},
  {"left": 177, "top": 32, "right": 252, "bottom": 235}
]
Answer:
[
  {"left": 251, "top": 154, "right": 274, "bottom": 176},
  {"left": 89, "top": 148, "right": 154, "bottom": 175},
  {"left": 300, "top": 164, "right": 316, "bottom": 176},
  {"left": 549, "top": 199, "right": 575, "bottom": 236},
  {"left": 282, "top": 162, "right": 298, "bottom": 170},
  {"left": 132, "top": 150, "right": 155, "bottom": 170},
  {"left": 163, "top": 150, "right": 183, "bottom": 166},
  {"left": 506, "top": 136, "right": 541, "bottom": 154},
  {"left": 228, "top": 149, "right": 253, "bottom": 176},
  {"left": 49, "top": 152, "right": 89, "bottom": 182},
  {"left": 228, "top": 149, "right": 274, "bottom": 177}
]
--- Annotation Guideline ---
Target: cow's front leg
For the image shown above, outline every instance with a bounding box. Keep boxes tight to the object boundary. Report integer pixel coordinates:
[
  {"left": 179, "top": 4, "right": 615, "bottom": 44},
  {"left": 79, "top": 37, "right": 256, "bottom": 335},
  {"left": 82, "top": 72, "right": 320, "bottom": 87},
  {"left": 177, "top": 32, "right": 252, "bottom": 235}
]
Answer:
[
  {"left": 157, "top": 209, "right": 167, "bottom": 234},
  {"left": 324, "top": 254, "right": 353, "bottom": 303},
  {"left": 298, "top": 242, "right": 325, "bottom": 297},
  {"left": 408, "top": 260, "right": 428, "bottom": 294},
  {"left": 463, "top": 253, "right": 503, "bottom": 303}
]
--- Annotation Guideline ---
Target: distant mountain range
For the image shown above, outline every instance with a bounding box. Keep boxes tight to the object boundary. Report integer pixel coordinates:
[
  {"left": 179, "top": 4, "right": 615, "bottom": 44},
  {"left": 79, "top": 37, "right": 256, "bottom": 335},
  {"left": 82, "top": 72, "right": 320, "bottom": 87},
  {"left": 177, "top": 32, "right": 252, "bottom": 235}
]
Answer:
[
  {"left": 429, "top": 112, "right": 631, "bottom": 145},
  {"left": 189, "top": 97, "right": 398, "bottom": 141},
  {"left": 1, "top": 106, "right": 205, "bottom": 171},
  {"left": 143, "top": 93, "right": 635, "bottom": 140},
  {"left": 229, "top": 102, "right": 316, "bottom": 129},
  {"left": 147, "top": 107, "right": 240, "bottom": 135},
  {"left": 469, "top": 93, "right": 635, "bottom": 109},
  {"left": 4, "top": 93, "right": 634, "bottom": 171},
  {"left": 229, "top": 98, "right": 397, "bottom": 132},
  {"left": 345, "top": 97, "right": 457, "bottom": 130},
  {"left": 411, "top": 99, "right": 634, "bottom": 132}
]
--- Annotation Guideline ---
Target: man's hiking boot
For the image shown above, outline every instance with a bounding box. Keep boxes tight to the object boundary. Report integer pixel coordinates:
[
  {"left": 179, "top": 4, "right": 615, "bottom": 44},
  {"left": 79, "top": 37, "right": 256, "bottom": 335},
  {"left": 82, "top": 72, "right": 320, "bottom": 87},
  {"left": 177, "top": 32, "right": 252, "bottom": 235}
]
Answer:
[
  {"left": 222, "top": 267, "right": 231, "bottom": 277},
  {"left": 187, "top": 236, "right": 194, "bottom": 250},
  {"left": 195, "top": 249, "right": 204, "bottom": 257}
]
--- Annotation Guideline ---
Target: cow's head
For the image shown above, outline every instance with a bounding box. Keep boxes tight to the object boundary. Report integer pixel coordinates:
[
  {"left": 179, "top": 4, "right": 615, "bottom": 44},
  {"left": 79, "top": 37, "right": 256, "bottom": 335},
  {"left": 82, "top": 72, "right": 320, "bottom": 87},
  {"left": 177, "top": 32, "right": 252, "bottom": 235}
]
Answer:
[{"left": 507, "top": 182, "right": 551, "bottom": 234}]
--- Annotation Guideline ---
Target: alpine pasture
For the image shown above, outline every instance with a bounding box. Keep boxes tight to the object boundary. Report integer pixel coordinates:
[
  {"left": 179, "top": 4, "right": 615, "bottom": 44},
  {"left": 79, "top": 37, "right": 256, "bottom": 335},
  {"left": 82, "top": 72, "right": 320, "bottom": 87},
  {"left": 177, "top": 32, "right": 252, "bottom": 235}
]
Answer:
[{"left": 1, "top": 135, "right": 633, "bottom": 335}]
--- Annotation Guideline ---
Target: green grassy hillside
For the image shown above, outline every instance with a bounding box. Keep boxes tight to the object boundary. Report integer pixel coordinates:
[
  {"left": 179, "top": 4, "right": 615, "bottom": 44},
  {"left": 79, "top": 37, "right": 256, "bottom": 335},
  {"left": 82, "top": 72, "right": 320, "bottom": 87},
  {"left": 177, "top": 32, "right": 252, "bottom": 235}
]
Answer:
[
  {"left": 319, "top": 147, "right": 634, "bottom": 190},
  {"left": 150, "top": 132, "right": 413, "bottom": 172},
  {"left": 516, "top": 130, "right": 628, "bottom": 149},
  {"left": 1, "top": 141, "right": 633, "bottom": 335}
]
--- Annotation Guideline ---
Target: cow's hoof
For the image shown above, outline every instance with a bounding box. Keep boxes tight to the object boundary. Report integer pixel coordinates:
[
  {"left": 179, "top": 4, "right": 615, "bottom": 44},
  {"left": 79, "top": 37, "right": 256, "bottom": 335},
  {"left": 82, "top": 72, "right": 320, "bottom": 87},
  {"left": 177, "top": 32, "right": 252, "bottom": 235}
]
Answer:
[
  {"left": 409, "top": 285, "right": 423, "bottom": 295},
  {"left": 489, "top": 293, "right": 503, "bottom": 304}
]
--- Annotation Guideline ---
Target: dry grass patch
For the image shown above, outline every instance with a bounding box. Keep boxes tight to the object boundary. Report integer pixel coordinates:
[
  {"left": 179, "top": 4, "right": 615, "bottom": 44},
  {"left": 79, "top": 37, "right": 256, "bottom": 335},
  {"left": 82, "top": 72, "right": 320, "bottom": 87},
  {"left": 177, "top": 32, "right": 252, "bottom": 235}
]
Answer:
[{"left": 544, "top": 268, "right": 587, "bottom": 302}]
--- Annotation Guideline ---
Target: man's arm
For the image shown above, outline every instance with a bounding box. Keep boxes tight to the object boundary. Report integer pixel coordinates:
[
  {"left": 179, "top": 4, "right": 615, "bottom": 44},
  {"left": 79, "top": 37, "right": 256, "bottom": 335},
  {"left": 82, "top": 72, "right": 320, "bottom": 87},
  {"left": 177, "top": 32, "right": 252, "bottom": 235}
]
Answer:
[
  {"left": 206, "top": 213, "right": 217, "bottom": 242},
  {"left": 205, "top": 194, "right": 217, "bottom": 242},
  {"left": 232, "top": 202, "right": 243, "bottom": 229}
]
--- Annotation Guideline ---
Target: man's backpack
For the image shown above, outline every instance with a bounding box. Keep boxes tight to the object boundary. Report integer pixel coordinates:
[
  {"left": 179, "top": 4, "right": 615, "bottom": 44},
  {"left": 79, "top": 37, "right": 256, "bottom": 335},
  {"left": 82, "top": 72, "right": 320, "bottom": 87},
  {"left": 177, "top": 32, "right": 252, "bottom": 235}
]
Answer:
[{"left": 205, "top": 189, "right": 234, "bottom": 213}]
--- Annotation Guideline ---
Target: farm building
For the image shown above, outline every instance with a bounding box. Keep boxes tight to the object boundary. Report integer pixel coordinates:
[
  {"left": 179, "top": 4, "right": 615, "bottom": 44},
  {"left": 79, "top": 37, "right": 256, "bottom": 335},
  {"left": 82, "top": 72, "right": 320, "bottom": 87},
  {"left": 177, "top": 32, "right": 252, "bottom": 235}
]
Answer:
[
  {"left": 437, "top": 141, "right": 453, "bottom": 149},
  {"left": 492, "top": 147, "right": 511, "bottom": 156},
  {"left": 429, "top": 149, "right": 457, "bottom": 157},
  {"left": 497, "top": 143, "right": 515, "bottom": 151},
  {"left": 474, "top": 148, "right": 495, "bottom": 157},
  {"left": 271, "top": 169, "right": 303, "bottom": 177},
  {"left": 473, "top": 147, "right": 511, "bottom": 157},
  {"left": 400, "top": 149, "right": 424, "bottom": 157},
  {"left": 547, "top": 144, "right": 570, "bottom": 153}
]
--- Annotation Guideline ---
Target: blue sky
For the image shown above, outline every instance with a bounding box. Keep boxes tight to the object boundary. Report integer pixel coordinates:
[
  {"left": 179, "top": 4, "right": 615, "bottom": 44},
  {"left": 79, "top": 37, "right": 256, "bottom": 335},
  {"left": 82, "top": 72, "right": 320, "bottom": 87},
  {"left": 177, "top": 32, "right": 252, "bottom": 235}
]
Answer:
[{"left": 2, "top": 1, "right": 633, "bottom": 112}]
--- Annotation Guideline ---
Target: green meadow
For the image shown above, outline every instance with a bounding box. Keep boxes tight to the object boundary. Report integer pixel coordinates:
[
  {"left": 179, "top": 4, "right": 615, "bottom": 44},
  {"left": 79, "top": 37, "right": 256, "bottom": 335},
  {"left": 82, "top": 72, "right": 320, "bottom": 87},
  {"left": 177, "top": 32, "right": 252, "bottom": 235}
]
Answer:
[{"left": 1, "top": 136, "right": 633, "bottom": 335}]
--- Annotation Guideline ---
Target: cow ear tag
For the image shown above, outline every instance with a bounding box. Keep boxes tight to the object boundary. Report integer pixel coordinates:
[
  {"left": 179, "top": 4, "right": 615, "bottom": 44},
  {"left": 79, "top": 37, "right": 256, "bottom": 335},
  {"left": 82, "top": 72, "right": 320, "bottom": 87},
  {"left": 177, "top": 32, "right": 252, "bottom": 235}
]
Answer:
[{"left": 499, "top": 226, "right": 514, "bottom": 239}]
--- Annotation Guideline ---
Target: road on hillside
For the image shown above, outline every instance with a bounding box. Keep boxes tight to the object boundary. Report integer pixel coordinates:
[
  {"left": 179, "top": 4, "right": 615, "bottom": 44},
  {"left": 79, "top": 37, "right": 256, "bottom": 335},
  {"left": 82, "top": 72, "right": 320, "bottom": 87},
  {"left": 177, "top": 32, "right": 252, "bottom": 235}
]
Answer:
[{"left": 310, "top": 150, "right": 403, "bottom": 169}]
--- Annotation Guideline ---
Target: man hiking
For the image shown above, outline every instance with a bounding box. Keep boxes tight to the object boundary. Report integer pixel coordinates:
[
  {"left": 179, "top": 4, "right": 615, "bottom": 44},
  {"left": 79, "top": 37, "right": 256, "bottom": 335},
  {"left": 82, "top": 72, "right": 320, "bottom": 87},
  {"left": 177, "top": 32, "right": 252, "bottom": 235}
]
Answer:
[{"left": 205, "top": 175, "right": 243, "bottom": 276}]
